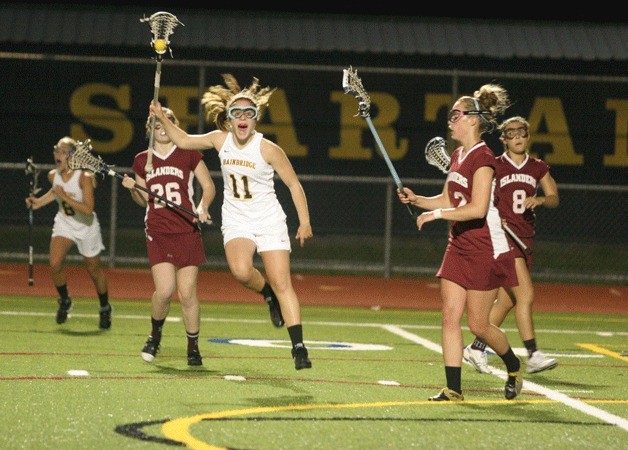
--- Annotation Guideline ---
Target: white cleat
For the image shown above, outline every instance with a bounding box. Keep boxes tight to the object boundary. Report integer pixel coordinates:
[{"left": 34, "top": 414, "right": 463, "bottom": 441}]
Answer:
[
  {"left": 463, "top": 345, "right": 492, "bottom": 374},
  {"left": 526, "top": 351, "right": 558, "bottom": 374}
]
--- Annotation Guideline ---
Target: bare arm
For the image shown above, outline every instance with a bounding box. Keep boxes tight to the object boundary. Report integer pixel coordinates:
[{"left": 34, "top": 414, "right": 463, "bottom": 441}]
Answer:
[
  {"left": 397, "top": 182, "right": 451, "bottom": 211},
  {"left": 150, "top": 100, "right": 223, "bottom": 151},
  {"left": 262, "top": 139, "right": 312, "bottom": 247},
  {"left": 25, "top": 170, "right": 57, "bottom": 210},
  {"left": 416, "top": 166, "right": 494, "bottom": 230},
  {"left": 193, "top": 159, "right": 216, "bottom": 224},
  {"left": 528, "top": 171, "right": 559, "bottom": 209},
  {"left": 121, "top": 174, "right": 148, "bottom": 207}
]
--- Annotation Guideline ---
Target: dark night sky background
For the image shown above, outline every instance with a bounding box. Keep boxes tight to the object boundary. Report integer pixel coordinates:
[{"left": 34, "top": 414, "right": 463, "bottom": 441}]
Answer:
[{"left": 29, "top": 1, "right": 625, "bottom": 24}]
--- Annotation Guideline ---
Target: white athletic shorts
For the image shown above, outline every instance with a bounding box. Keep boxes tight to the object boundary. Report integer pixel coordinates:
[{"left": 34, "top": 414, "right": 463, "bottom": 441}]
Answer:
[
  {"left": 222, "top": 220, "right": 291, "bottom": 253},
  {"left": 52, "top": 213, "right": 105, "bottom": 258}
]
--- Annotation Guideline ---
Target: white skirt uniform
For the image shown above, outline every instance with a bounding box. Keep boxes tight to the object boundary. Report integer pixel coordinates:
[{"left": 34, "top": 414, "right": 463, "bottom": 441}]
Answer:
[
  {"left": 51, "top": 170, "right": 105, "bottom": 258},
  {"left": 219, "top": 132, "right": 290, "bottom": 252}
]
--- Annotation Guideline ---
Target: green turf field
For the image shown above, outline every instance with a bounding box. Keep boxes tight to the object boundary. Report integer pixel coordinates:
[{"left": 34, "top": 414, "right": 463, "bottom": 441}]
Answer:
[{"left": 1, "top": 296, "right": 626, "bottom": 449}]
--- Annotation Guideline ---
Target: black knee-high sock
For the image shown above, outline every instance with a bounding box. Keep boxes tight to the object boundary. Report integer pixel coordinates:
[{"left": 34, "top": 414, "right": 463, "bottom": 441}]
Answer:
[
  {"left": 498, "top": 347, "right": 521, "bottom": 373},
  {"left": 56, "top": 284, "right": 69, "bottom": 300},
  {"left": 445, "top": 366, "right": 462, "bottom": 394},
  {"left": 523, "top": 338, "right": 538, "bottom": 357},
  {"left": 150, "top": 317, "right": 166, "bottom": 342},
  {"left": 260, "top": 282, "right": 274, "bottom": 301},
  {"left": 287, "top": 324, "right": 303, "bottom": 348},
  {"left": 98, "top": 291, "right": 109, "bottom": 308},
  {"left": 186, "top": 331, "right": 199, "bottom": 353}
]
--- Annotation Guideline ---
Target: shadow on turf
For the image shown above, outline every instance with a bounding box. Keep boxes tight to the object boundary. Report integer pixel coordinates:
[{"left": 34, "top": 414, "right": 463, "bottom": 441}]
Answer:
[
  {"left": 57, "top": 329, "right": 107, "bottom": 336},
  {"left": 148, "top": 364, "right": 215, "bottom": 375}
]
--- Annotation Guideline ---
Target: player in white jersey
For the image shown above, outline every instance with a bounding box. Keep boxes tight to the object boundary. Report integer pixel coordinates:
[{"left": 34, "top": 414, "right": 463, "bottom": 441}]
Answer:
[
  {"left": 25, "top": 136, "right": 111, "bottom": 329},
  {"left": 149, "top": 74, "right": 313, "bottom": 370}
]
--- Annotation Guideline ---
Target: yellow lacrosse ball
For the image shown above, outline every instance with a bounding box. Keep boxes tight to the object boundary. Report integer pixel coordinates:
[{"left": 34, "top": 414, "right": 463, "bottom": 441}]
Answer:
[{"left": 153, "top": 39, "right": 167, "bottom": 53}]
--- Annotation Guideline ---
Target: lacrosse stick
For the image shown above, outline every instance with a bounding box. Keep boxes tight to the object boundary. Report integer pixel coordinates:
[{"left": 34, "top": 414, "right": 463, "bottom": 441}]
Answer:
[
  {"left": 25, "top": 156, "right": 41, "bottom": 286},
  {"left": 140, "top": 11, "right": 184, "bottom": 173},
  {"left": 342, "top": 66, "right": 417, "bottom": 218},
  {"left": 424, "top": 136, "right": 532, "bottom": 255},
  {"left": 68, "top": 140, "right": 208, "bottom": 224}
]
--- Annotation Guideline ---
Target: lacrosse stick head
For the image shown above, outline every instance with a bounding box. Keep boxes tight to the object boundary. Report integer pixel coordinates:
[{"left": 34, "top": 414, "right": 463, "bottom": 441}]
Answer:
[
  {"left": 140, "top": 11, "right": 184, "bottom": 56},
  {"left": 68, "top": 139, "right": 108, "bottom": 175},
  {"left": 25, "top": 156, "right": 42, "bottom": 195},
  {"left": 342, "top": 66, "right": 371, "bottom": 118},
  {"left": 25, "top": 156, "right": 39, "bottom": 177},
  {"left": 425, "top": 136, "right": 450, "bottom": 175}
]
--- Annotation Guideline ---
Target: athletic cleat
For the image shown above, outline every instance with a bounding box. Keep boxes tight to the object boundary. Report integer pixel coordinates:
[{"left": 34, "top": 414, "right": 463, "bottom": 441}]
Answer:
[
  {"left": 505, "top": 364, "right": 523, "bottom": 400},
  {"left": 428, "top": 387, "right": 464, "bottom": 402},
  {"left": 141, "top": 336, "right": 160, "bottom": 363},
  {"left": 292, "top": 344, "right": 312, "bottom": 370},
  {"left": 463, "top": 345, "right": 492, "bottom": 374},
  {"left": 526, "top": 351, "right": 558, "bottom": 374},
  {"left": 99, "top": 304, "right": 112, "bottom": 330},
  {"left": 56, "top": 297, "right": 72, "bottom": 324},
  {"left": 265, "top": 292, "right": 285, "bottom": 328},
  {"left": 187, "top": 349, "right": 203, "bottom": 366}
]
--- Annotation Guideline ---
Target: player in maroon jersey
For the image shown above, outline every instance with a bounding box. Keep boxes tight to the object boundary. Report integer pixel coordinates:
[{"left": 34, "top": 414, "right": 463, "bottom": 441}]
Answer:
[
  {"left": 398, "top": 84, "right": 523, "bottom": 401},
  {"left": 463, "top": 116, "right": 560, "bottom": 374},
  {"left": 122, "top": 107, "right": 215, "bottom": 367}
]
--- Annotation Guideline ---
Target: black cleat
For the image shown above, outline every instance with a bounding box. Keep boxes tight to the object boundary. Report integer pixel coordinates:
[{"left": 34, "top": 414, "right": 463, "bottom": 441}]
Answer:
[
  {"left": 428, "top": 387, "right": 464, "bottom": 402},
  {"left": 141, "top": 336, "right": 160, "bottom": 363},
  {"left": 505, "top": 362, "right": 523, "bottom": 400},
  {"left": 56, "top": 297, "right": 72, "bottom": 324},
  {"left": 292, "top": 344, "right": 312, "bottom": 370},
  {"left": 187, "top": 349, "right": 203, "bottom": 366},
  {"left": 99, "top": 304, "right": 112, "bottom": 330},
  {"left": 265, "top": 292, "right": 285, "bottom": 328}
]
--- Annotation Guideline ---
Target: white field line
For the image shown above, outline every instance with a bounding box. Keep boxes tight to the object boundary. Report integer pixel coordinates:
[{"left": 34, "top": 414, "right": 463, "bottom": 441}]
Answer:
[
  {"left": 382, "top": 324, "right": 628, "bottom": 432},
  {"left": 2, "top": 310, "right": 627, "bottom": 337},
  {"left": 2, "top": 308, "right": 626, "bottom": 429}
]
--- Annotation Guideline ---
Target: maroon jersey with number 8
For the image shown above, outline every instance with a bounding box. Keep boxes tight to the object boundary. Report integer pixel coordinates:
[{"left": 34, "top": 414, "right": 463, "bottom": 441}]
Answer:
[{"left": 494, "top": 153, "right": 550, "bottom": 239}]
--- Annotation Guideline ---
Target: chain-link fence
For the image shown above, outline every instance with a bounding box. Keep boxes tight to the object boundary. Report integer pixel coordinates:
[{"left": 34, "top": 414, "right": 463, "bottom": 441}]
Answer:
[{"left": 2, "top": 163, "right": 626, "bottom": 284}]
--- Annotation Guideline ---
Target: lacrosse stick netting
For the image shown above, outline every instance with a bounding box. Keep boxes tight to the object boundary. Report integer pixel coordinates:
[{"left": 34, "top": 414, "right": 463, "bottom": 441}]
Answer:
[
  {"left": 425, "top": 136, "right": 450, "bottom": 175},
  {"left": 140, "top": 11, "right": 184, "bottom": 172},
  {"left": 342, "top": 66, "right": 416, "bottom": 218}
]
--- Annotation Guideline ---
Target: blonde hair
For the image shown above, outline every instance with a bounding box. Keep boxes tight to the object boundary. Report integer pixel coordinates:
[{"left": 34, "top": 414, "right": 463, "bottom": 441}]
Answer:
[
  {"left": 201, "top": 74, "right": 276, "bottom": 131},
  {"left": 54, "top": 136, "right": 76, "bottom": 152},
  {"left": 457, "top": 83, "right": 511, "bottom": 134},
  {"left": 145, "top": 107, "right": 179, "bottom": 138}
]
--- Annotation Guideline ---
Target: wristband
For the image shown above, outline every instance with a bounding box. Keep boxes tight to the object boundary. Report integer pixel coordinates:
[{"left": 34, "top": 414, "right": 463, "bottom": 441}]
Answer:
[{"left": 433, "top": 208, "right": 442, "bottom": 219}]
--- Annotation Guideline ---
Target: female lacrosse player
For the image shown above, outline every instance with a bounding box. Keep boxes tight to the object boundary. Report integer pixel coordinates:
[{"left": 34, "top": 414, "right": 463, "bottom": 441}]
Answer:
[
  {"left": 148, "top": 74, "right": 313, "bottom": 371},
  {"left": 463, "top": 116, "right": 560, "bottom": 375},
  {"left": 121, "top": 107, "right": 215, "bottom": 367},
  {"left": 397, "top": 84, "right": 522, "bottom": 401},
  {"left": 25, "top": 136, "right": 111, "bottom": 329}
]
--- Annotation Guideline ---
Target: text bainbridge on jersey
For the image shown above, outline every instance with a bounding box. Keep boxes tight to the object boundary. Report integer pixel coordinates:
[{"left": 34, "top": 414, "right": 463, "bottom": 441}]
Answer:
[{"left": 222, "top": 159, "right": 256, "bottom": 170}]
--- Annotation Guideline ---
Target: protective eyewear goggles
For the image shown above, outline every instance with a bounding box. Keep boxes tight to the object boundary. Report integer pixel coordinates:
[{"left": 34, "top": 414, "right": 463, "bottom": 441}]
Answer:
[
  {"left": 502, "top": 126, "right": 529, "bottom": 139},
  {"left": 447, "top": 109, "right": 492, "bottom": 123},
  {"left": 227, "top": 106, "right": 259, "bottom": 120}
]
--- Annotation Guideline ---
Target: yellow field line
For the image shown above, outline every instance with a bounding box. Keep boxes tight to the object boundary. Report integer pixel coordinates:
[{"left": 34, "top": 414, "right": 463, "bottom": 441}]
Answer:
[
  {"left": 577, "top": 343, "right": 628, "bottom": 362},
  {"left": 162, "top": 399, "right": 628, "bottom": 450}
]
